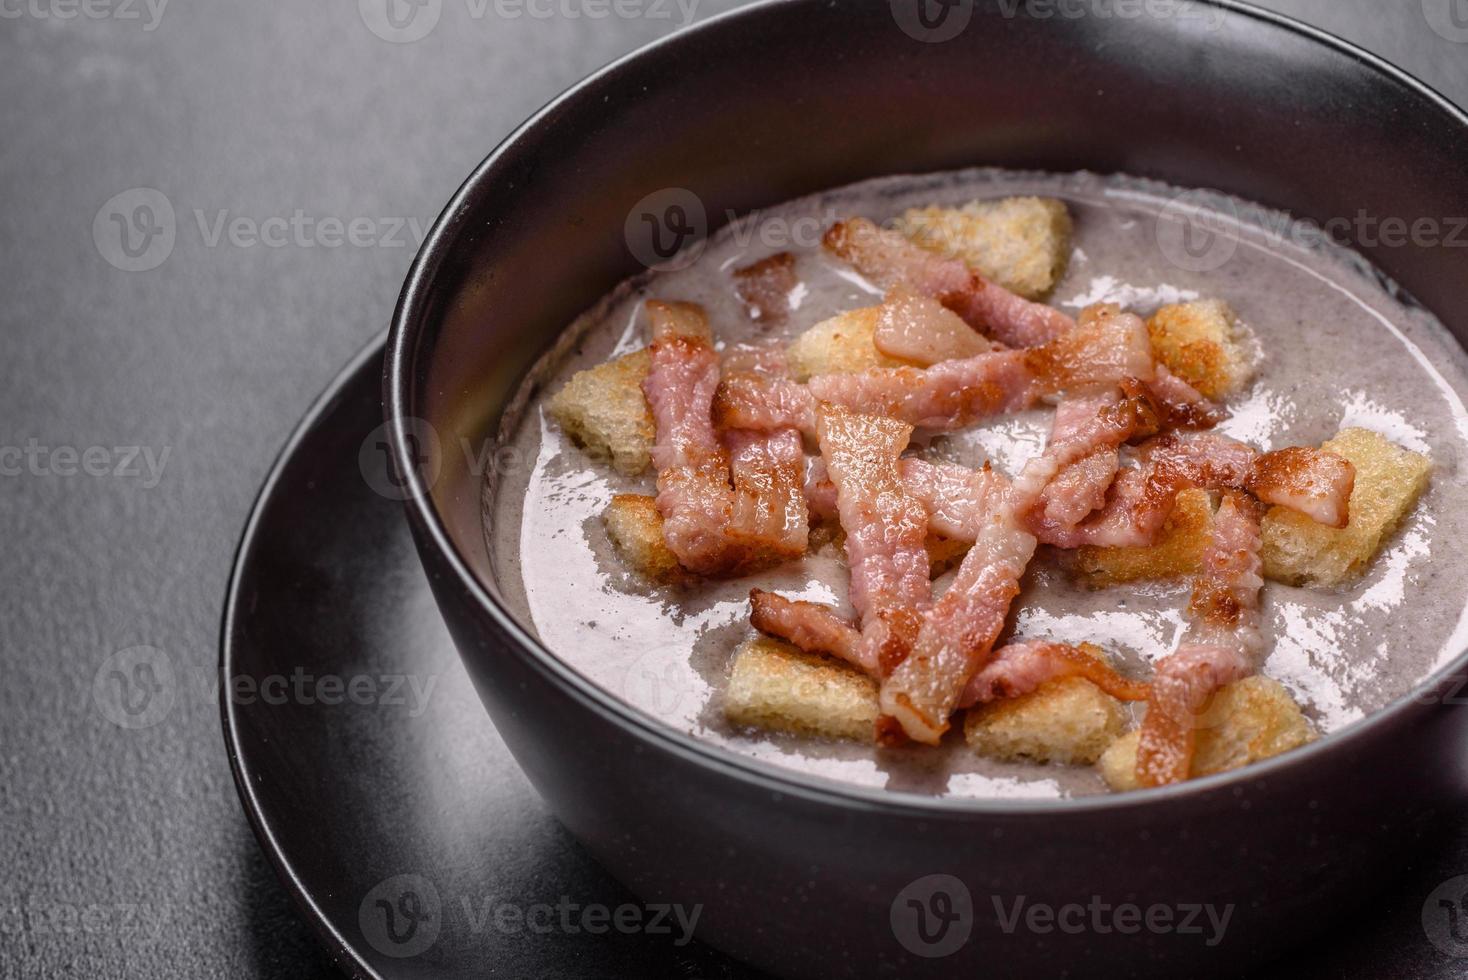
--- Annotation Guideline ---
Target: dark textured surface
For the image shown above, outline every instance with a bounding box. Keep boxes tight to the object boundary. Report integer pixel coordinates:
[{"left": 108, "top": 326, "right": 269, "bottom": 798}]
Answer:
[{"left": 1, "top": 1, "right": 1465, "bottom": 977}]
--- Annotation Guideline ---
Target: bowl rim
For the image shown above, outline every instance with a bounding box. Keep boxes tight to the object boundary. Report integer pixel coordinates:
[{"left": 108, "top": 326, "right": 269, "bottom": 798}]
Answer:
[{"left": 386, "top": 0, "right": 1468, "bottom": 817}]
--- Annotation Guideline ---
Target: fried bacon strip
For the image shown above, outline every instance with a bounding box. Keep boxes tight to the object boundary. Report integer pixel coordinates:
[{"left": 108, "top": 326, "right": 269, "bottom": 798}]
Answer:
[
  {"left": 823, "top": 218, "right": 1075, "bottom": 347},
  {"left": 880, "top": 486, "right": 1038, "bottom": 745},
  {"left": 871, "top": 287, "right": 997, "bottom": 366},
  {"left": 733, "top": 252, "right": 799, "bottom": 327},
  {"left": 897, "top": 458, "right": 1009, "bottom": 543},
  {"left": 806, "top": 304, "right": 1154, "bottom": 430},
  {"left": 1036, "top": 431, "right": 1355, "bottom": 550},
  {"left": 1136, "top": 492, "right": 1266, "bottom": 787},
  {"left": 817, "top": 406, "right": 933, "bottom": 675},
  {"left": 960, "top": 641, "right": 1151, "bottom": 707},
  {"left": 713, "top": 371, "right": 817, "bottom": 434},
  {"left": 642, "top": 300, "right": 807, "bottom": 576},
  {"left": 749, "top": 589, "right": 865, "bottom": 669}
]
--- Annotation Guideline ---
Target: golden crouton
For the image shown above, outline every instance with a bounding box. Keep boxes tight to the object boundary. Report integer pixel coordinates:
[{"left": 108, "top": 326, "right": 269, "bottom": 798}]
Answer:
[
  {"left": 1071, "top": 489, "right": 1216, "bottom": 587},
  {"left": 964, "top": 645, "right": 1128, "bottom": 765},
  {"left": 1261, "top": 427, "right": 1431, "bottom": 587},
  {"left": 547, "top": 350, "right": 655, "bottom": 476},
  {"left": 602, "top": 494, "right": 685, "bottom": 584},
  {"left": 725, "top": 636, "right": 879, "bottom": 741},
  {"left": 1098, "top": 676, "right": 1315, "bottom": 791},
  {"left": 1146, "top": 300, "right": 1255, "bottom": 399},
  {"left": 893, "top": 197, "right": 1073, "bottom": 299},
  {"left": 786, "top": 306, "right": 910, "bottom": 381}
]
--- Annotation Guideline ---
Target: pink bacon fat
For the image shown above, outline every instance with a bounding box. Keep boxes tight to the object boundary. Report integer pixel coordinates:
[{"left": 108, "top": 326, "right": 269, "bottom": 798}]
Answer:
[
  {"left": 880, "top": 487, "right": 1038, "bottom": 745},
  {"left": 642, "top": 300, "right": 807, "bottom": 577},
  {"left": 807, "top": 304, "right": 1154, "bottom": 431},
  {"left": 1041, "top": 431, "right": 1356, "bottom": 550},
  {"left": 732, "top": 252, "right": 799, "bottom": 327},
  {"left": 871, "top": 287, "right": 997, "bottom": 366},
  {"left": 822, "top": 218, "right": 1075, "bottom": 348},
  {"left": 817, "top": 404, "right": 933, "bottom": 675},
  {"left": 713, "top": 371, "right": 816, "bottom": 435},
  {"left": 749, "top": 589, "right": 869, "bottom": 674},
  {"left": 960, "top": 641, "right": 1150, "bottom": 707},
  {"left": 1136, "top": 491, "right": 1265, "bottom": 787}
]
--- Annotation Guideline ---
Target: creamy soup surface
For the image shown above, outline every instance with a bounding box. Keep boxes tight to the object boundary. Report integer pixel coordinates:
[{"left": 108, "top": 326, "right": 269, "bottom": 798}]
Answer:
[{"left": 487, "top": 169, "right": 1468, "bottom": 800}]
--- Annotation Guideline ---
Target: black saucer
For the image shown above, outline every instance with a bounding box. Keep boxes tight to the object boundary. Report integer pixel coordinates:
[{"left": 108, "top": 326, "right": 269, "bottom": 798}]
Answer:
[{"left": 221, "top": 336, "right": 1467, "bottom": 979}]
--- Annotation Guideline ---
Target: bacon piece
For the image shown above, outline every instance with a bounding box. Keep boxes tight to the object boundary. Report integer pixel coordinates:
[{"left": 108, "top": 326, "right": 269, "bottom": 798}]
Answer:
[
  {"left": 749, "top": 589, "right": 866, "bottom": 671},
  {"left": 1246, "top": 446, "right": 1355, "bottom": 528},
  {"left": 1130, "top": 365, "right": 1224, "bottom": 431},
  {"left": 880, "top": 487, "right": 1038, "bottom": 744},
  {"left": 804, "top": 458, "right": 839, "bottom": 524},
  {"left": 960, "top": 641, "right": 1151, "bottom": 707},
  {"left": 871, "top": 287, "right": 997, "bottom": 365},
  {"left": 726, "top": 428, "right": 808, "bottom": 561},
  {"left": 712, "top": 371, "right": 817, "bottom": 434},
  {"left": 643, "top": 301, "right": 807, "bottom": 577},
  {"left": 806, "top": 303, "right": 1153, "bottom": 430},
  {"left": 1044, "top": 432, "right": 1355, "bottom": 550},
  {"left": 1034, "top": 390, "right": 1128, "bottom": 533},
  {"left": 733, "top": 252, "right": 799, "bottom": 327},
  {"left": 823, "top": 218, "right": 1075, "bottom": 347},
  {"left": 817, "top": 407, "right": 932, "bottom": 675},
  {"left": 898, "top": 458, "right": 1008, "bottom": 543},
  {"left": 1136, "top": 492, "right": 1265, "bottom": 787}
]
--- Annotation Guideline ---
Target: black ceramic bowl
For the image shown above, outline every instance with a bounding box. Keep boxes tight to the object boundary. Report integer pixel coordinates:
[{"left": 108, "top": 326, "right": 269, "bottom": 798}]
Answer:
[{"left": 385, "top": 2, "right": 1468, "bottom": 976}]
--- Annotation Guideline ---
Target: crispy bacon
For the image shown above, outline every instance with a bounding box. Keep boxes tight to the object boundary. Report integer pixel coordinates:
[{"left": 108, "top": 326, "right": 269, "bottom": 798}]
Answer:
[
  {"left": 806, "top": 304, "right": 1153, "bottom": 430},
  {"left": 898, "top": 458, "right": 1009, "bottom": 543},
  {"left": 733, "top": 252, "right": 799, "bottom": 327},
  {"left": 880, "top": 486, "right": 1038, "bottom": 744},
  {"left": 1040, "top": 431, "right": 1354, "bottom": 550},
  {"left": 871, "top": 287, "right": 997, "bottom": 365},
  {"left": 1246, "top": 446, "right": 1355, "bottom": 528},
  {"left": 960, "top": 641, "right": 1151, "bottom": 707},
  {"left": 712, "top": 371, "right": 817, "bottom": 434},
  {"left": 1130, "top": 365, "right": 1224, "bottom": 431},
  {"left": 1033, "top": 390, "right": 1128, "bottom": 533},
  {"left": 643, "top": 301, "right": 807, "bottom": 577},
  {"left": 749, "top": 589, "right": 866, "bottom": 671},
  {"left": 823, "top": 219, "right": 1075, "bottom": 347},
  {"left": 1136, "top": 491, "right": 1265, "bottom": 786}
]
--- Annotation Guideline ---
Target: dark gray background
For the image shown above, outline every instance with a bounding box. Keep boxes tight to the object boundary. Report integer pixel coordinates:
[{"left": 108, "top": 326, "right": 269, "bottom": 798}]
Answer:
[{"left": 1, "top": 1, "right": 1464, "bottom": 977}]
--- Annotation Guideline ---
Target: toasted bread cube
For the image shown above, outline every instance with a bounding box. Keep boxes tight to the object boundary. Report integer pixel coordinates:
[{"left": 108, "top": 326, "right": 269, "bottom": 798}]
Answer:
[
  {"left": 1098, "top": 676, "right": 1315, "bottom": 792},
  {"left": 786, "top": 306, "right": 910, "bottom": 381},
  {"left": 1072, "top": 489, "right": 1215, "bottom": 587},
  {"left": 1146, "top": 300, "right": 1255, "bottom": 399},
  {"left": 547, "top": 349, "right": 655, "bottom": 476},
  {"left": 1261, "top": 427, "right": 1431, "bottom": 587},
  {"left": 602, "top": 494, "right": 684, "bottom": 584},
  {"left": 964, "top": 645, "right": 1127, "bottom": 765},
  {"left": 926, "top": 535, "right": 971, "bottom": 577},
  {"left": 893, "top": 197, "right": 1073, "bottom": 300},
  {"left": 725, "top": 636, "right": 879, "bottom": 741}
]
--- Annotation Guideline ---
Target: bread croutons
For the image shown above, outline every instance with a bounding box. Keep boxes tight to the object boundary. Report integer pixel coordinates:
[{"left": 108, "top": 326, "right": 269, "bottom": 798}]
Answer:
[
  {"left": 725, "top": 636, "right": 879, "bottom": 741},
  {"left": 1071, "top": 488, "right": 1215, "bottom": 588},
  {"left": 1097, "top": 676, "right": 1315, "bottom": 792},
  {"left": 786, "top": 306, "right": 910, "bottom": 381},
  {"left": 547, "top": 350, "right": 656, "bottom": 476},
  {"left": 1262, "top": 427, "right": 1431, "bottom": 587},
  {"left": 1146, "top": 299, "right": 1255, "bottom": 400},
  {"left": 893, "top": 196, "right": 1073, "bottom": 300},
  {"left": 964, "top": 645, "right": 1129, "bottom": 765},
  {"left": 602, "top": 494, "right": 684, "bottom": 584}
]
